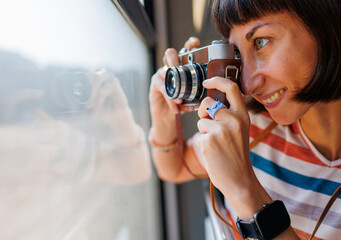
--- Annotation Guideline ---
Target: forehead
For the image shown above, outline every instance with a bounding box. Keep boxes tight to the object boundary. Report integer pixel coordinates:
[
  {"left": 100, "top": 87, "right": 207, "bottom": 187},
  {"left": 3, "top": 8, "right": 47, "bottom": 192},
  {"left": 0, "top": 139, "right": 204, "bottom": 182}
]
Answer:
[{"left": 228, "top": 12, "right": 306, "bottom": 43}]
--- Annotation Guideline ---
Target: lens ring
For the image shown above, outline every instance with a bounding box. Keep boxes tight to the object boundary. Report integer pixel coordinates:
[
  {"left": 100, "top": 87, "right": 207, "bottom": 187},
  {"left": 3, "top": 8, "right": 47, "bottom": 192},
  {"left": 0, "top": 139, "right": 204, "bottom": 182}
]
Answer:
[
  {"left": 177, "top": 66, "right": 189, "bottom": 99},
  {"left": 194, "top": 63, "right": 206, "bottom": 101},
  {"left": 165, "top": 67, "right": 181, "bottom": 99},
  {"left": 186, "top": 64, "right": 198, "bottom": 101}
]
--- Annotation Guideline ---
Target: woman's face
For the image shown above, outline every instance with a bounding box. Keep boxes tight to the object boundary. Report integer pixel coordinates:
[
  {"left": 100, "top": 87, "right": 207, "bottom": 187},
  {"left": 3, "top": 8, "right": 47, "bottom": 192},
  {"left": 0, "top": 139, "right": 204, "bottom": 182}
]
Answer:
[{"left": 229, "top": 12, "right": 317, "bottom": 125}]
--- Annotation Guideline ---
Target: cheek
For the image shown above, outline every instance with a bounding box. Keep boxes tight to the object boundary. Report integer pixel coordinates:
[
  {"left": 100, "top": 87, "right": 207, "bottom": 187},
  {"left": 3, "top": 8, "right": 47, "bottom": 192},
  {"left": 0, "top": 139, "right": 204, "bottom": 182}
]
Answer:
[
  {"left": 285, "top": 41, "right": 317, "bottom": 89},
  {"left": 267, "top": 53, "right": 313, "bottom": 91},
  {"left": 265, "top": 55, "right": 292, "bottom": 81},
  {"left": 296, "top": 56, "right": 316, "bottom": 86}
]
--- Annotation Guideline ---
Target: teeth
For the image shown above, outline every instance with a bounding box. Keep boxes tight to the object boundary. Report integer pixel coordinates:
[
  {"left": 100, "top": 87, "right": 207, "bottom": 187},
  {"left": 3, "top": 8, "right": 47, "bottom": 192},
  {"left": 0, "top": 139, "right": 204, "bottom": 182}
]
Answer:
[{"left": 263, "top": 89, "right": 285, "bottom": 104}]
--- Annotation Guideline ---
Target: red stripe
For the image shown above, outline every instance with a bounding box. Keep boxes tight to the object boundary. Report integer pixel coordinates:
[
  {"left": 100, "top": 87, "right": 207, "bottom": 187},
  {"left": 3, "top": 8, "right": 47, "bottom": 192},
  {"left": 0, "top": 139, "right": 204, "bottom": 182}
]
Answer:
[
  {"left": 225, "top": 210, "right": 244, "bottom": 240},
  {"left": 250, "top": 124, "right": 333, "bottom": 168},
  {"left": 260, "top": 111, "right": 272, "bottom": 119}
]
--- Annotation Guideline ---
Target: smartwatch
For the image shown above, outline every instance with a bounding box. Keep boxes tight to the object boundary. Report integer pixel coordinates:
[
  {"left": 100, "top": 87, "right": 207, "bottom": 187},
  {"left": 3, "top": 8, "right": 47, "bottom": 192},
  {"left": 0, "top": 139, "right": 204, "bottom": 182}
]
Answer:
[{"left": 236, "top": 200, "right": 291, "bottom": 240}]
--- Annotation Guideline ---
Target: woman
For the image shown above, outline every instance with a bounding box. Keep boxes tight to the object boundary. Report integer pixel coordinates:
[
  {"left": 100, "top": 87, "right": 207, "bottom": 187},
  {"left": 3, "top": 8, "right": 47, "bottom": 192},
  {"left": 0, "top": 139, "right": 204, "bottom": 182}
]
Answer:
[{"left": 149, "top": 0, "right": 341, "bottom": 239}]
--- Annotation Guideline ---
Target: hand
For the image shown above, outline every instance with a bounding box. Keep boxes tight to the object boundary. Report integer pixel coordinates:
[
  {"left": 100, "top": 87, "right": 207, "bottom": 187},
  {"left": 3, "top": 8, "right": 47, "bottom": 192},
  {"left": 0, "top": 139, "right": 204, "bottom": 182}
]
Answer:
[
  {"left": 196, "top": 79, "right": 275, "bottom": 220},
  {"left": 196, "top": 76, "right": 255, "bottom": 197},
  {"left": 149, "top": 37, "right": 200, "bottom": 143}
]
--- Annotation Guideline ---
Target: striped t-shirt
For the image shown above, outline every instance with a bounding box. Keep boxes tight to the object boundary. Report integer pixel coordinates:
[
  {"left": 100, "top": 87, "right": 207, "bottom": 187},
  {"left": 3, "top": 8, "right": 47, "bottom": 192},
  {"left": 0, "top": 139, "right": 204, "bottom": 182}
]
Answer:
[{"left": 190, "top": 112, "right": 341, "bottom": 239}]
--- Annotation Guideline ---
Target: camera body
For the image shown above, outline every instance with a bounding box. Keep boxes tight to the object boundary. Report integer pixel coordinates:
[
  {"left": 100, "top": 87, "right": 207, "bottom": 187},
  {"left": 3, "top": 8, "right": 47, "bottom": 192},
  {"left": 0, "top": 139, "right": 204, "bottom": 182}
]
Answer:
[{"left": 165, "top": 40, "right": 241, "bottom": 112}]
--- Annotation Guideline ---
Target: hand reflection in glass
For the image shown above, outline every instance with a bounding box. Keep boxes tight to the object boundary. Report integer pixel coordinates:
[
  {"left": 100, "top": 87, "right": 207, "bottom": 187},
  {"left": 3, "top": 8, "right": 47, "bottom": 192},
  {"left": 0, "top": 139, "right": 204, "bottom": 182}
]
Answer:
[{"left": 33, "top": 68, "right": 152, "bottom": 185}]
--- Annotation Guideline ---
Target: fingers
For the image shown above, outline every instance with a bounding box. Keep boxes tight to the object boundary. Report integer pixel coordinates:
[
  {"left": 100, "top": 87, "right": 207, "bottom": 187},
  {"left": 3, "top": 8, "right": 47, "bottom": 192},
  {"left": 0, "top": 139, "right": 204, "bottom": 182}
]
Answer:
[
  {"left": 164, "top": 48, "right": 179, "bottom": 67},
  {"left": 184, "top": 36, "right": 200, "bottom": 50},
  {"left": 197, "top": 76, "right": 249, "bottom": 126},
  {"left": 198, "top": 97, "right": 236, "bottom": 124},
  {"left": 197, "top": 118, "right": 215, "bottom": 134},
  {"left": 197, "top": 97, "right": 216, "bottom": 119},
  {"left": 163, "top": 37, "right": 200, "bottom": 67},
  {"left": 197, "top": 100, "right": 248, "bottom": 136},
  {"left": 150, "top": 67, "right": 181, "bottom": 114},
  {"left": 202, "top": 77, "right": 246, "bottom": 113},
  {"left": 152, "top": 37, "right": 201, "bottom": 114}
]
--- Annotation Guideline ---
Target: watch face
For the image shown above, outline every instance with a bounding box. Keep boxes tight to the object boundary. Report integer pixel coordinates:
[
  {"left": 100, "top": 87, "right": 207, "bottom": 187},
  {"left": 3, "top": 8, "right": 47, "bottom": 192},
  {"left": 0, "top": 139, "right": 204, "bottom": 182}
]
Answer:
[{"left": 255, "top": 200, "right": 291, "bottom": 239}]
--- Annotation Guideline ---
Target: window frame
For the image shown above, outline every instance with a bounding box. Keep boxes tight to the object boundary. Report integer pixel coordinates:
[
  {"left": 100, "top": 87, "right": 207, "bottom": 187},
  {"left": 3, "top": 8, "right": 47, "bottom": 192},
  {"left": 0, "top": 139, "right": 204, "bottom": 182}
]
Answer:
[{"left": 111, "top": 0, "right": 155, "bottom": 48}]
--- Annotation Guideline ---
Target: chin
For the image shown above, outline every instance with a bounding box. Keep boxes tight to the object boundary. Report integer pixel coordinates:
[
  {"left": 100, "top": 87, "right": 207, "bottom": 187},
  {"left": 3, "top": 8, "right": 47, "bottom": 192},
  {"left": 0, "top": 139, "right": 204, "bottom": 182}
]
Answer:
[
  {"left": 265, "top": 100, "right": 311, "bottom": 125},
  {"left": 267, "top": 110, "right": 299, "bottom": 126}
]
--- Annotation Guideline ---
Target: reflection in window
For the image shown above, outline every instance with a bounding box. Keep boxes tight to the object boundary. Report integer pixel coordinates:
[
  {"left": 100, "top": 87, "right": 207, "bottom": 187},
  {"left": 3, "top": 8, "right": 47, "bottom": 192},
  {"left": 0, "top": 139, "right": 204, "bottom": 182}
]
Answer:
[{"left": 0, "top": 1, "right": 160, "bottom": 239}]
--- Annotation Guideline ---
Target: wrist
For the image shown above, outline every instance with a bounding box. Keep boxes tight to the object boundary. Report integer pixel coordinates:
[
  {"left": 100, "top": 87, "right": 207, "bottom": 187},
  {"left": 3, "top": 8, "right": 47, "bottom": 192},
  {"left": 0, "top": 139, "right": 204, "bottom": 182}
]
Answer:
[
  {"left": 149, "top": 121, "right": 177, "bottom": 145},
  {"left": 148, "top": 129, "right": 178, "bottom": 152},
  {"left": 222, "top": 177, "right": 272, "bottom": 220},
  {"left": 149, "top": 127, "right": 178, "bottom": 147},
  {"left": 236, "top": 200, "right": 291, "bottom": 240}
]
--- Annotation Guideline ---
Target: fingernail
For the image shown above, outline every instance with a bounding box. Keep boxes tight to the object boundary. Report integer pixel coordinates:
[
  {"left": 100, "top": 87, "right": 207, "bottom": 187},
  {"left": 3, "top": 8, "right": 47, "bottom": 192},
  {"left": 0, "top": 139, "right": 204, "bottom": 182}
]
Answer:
[{"left": 174, "top": 99, "right": 182, "bottom": 104}]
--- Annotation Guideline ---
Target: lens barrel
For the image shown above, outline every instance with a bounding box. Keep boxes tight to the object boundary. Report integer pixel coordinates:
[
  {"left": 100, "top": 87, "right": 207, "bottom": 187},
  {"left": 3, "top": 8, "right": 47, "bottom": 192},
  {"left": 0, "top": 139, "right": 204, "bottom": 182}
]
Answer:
[{"left": 165, "top": 63, "right": 206, "bottom": 102}]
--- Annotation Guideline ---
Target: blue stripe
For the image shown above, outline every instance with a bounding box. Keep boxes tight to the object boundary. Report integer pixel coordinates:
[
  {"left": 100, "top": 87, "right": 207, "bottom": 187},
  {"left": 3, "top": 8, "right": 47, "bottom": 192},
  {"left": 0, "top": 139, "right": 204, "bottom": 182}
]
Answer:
[{"left": 250, "top": 152, "right": 341, "bottom": 198}]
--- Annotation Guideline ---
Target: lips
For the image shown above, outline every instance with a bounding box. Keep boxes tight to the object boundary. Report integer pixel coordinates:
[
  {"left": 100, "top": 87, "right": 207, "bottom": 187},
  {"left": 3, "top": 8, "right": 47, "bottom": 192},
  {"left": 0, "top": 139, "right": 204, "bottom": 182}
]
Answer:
[{"left": 262, "top": 88, "right": 286, "bottom": 105}]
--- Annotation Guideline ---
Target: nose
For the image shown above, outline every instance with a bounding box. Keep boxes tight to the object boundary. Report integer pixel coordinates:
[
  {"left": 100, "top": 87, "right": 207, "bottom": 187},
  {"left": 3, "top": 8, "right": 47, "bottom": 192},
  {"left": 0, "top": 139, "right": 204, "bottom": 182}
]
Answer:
[{"left": 240, "top": 57, "right": 265, "bottom": 96}]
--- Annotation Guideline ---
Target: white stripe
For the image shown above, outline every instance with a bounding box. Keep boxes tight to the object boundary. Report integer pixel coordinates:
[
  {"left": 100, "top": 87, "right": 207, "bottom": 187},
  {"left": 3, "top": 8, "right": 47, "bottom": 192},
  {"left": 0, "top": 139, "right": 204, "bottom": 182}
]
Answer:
[{"left": 249, "top": 113, "right": 273, "bottom": 127}]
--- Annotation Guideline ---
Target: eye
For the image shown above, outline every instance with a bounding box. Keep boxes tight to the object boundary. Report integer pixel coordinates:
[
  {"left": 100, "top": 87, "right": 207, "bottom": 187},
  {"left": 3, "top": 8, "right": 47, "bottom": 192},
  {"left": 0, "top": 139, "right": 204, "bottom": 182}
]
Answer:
[
  {"left": 234, "top": 46, "right": 241, "bottom": 59},
  {"left": 254, "top": 38, "right": 269, "bottom": 50}
]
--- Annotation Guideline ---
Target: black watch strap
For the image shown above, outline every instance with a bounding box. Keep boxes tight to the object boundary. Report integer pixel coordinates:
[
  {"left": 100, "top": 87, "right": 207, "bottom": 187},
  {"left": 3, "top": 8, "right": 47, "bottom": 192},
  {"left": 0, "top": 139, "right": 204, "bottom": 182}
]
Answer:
[
  {"left": 236, "top": 200, "right": 291, "bottom": 240},
  {"left": 236, "top": 219, "right": 261, "bottom": 239}
]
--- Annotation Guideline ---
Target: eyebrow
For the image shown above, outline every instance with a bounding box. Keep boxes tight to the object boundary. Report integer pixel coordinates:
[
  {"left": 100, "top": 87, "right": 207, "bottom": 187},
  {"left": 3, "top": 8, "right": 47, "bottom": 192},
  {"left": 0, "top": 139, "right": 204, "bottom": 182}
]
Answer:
[{"left": 245, "top": 22, "right": 271, "bottom": 41}]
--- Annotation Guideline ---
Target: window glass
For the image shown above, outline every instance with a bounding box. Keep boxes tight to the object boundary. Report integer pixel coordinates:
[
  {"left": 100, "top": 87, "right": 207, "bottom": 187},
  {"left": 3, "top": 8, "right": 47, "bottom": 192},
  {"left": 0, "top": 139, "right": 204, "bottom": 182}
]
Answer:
[{"left": 0, "top": 0, "right": 160, "bottom": 239}]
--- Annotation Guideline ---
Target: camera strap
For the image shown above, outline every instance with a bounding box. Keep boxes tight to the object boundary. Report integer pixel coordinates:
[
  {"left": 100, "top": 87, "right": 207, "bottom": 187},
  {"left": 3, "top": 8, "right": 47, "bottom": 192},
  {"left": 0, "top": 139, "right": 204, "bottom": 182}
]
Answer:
[
  {"left": 309, "top": 185, "right": 341, "bottom": 240},
  {"left": 175, "top": 114, "right": 341, "bottom": 239}
]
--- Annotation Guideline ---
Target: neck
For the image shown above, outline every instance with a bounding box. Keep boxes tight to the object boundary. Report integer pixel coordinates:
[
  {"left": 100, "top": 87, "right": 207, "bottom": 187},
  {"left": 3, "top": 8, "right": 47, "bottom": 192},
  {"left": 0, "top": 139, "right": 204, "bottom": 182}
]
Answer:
[{"left": 300, "top": 100, "right": 341, "bottom": 161}]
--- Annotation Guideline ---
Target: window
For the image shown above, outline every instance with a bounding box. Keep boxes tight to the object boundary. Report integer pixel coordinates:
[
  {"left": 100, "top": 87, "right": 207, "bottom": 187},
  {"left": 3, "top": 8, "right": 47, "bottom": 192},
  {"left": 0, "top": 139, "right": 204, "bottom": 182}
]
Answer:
[{"left": 0, "top": 0, "right": 160, "bottom": 239}]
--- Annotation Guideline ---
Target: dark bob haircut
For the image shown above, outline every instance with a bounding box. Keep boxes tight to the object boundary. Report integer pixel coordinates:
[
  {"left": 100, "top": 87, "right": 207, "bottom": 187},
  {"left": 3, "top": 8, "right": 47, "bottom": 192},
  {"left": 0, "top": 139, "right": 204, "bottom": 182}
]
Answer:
[{"left": 212, "top": 0, "right": 341, "bottom": 112}]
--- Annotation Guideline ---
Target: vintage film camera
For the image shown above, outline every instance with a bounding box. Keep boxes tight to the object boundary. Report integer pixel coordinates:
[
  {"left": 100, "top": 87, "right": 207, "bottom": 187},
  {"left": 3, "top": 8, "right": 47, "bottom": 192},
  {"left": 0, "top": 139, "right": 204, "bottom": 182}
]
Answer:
[{"left": 165, "top": 40, "right": 241, "bottom": 112}]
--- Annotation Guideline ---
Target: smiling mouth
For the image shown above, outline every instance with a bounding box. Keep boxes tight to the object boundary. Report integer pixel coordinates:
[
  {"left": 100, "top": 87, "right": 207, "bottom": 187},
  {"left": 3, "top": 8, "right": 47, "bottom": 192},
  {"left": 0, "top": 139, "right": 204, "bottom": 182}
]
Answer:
[{"left": 262, "top": 88, "right": 287, "bottom": 104}]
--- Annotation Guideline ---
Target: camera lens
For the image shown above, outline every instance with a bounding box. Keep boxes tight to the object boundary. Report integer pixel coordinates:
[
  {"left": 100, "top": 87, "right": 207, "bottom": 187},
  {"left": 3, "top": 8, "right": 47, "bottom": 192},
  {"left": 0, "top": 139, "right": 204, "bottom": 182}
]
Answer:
[
  {"left": 51, "top": 71, "right": 91, "bottom": 111},
  {"left": 165, "top": 63, "right": 206, "bottom": 102},
  {"left": 165, "top": 67, "right": 180, "bottom": 98},
  {"left": 69, "top": 72, "right": 91, "bottom": 104}
]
